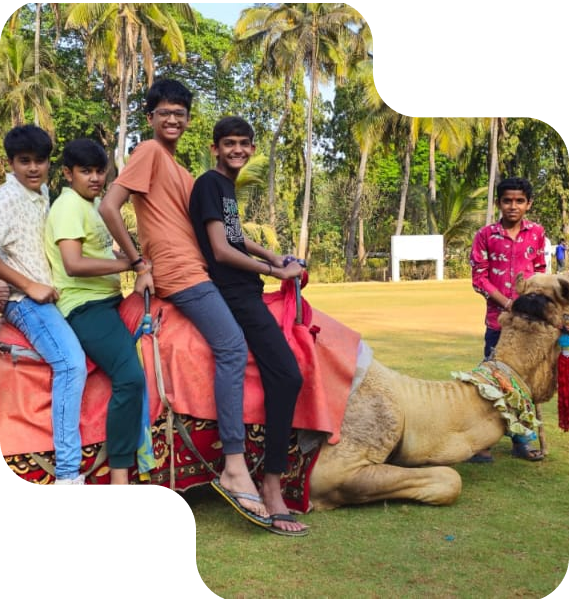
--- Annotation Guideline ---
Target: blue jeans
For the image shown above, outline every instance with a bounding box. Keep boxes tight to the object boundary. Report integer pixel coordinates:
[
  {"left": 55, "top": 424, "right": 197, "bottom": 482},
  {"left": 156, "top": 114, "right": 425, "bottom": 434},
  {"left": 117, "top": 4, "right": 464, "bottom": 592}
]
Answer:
[
  {"left": 167, "top": 282, "right": 248, "bottom": 455},
  {"left": 5, "top": 298, "right": 87, "bottom": 479},
  {"left": 484, "top": 327, "right": 501, "bottom": 361}
]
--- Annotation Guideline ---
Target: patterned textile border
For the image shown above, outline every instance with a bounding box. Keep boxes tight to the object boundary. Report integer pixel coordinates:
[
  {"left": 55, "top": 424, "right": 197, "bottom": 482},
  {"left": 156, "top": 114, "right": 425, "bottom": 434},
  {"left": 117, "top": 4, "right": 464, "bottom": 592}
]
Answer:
[{"left": 4, "top": 414, "right": 320, "bottom": 514}]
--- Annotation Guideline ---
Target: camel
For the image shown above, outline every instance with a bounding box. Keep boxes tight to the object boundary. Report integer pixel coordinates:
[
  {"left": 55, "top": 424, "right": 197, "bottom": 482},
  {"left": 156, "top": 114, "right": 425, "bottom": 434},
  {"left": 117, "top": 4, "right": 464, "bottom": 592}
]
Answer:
[
  {"left": 1, "top": 273, "right": 567, "bottom": 511},
  {"left": 310, "top": 272, "right": 569, "bottom": 509}
]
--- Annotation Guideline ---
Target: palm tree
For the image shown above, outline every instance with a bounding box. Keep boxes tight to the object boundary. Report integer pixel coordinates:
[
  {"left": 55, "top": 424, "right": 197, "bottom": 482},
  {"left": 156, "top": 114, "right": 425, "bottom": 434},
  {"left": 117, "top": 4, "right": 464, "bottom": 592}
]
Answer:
[
  {"left": 421, "top": 117, "right": 474, "bottom": 233},
  {"left": 436, "top": 178, "right": 487, "bottom": 249},
  {"left": 394, "top": 120, "right": 477, "bottom": 240},
  {"left": 236, "top": 153, "right": 281, "bottom": 250},
  {"left": 344, "top": 44, "right": 394, "bottom": 277},
  {"left": 229, "top": 6, "right": 304, "bottom": 232},
  {"left": 233, "top": 3, "right": 366, "bottom": 259},
  {"left": 361, "top": 109, "right": 427, "bottom": 240},
  {"left": 3, "top": 4, "right": 65, "bottom": 129},
  {"left": 65, "top": 3, "right": 193, "bottom": 172},
  {"left": 392, "top": 115, "right": 422, "bottom": 236},
  {"left": 0, "top": 32, "right": 64, "bottom": 133},
  {"left": 485, "top": 117, "right": 507, "bottom": 224}
]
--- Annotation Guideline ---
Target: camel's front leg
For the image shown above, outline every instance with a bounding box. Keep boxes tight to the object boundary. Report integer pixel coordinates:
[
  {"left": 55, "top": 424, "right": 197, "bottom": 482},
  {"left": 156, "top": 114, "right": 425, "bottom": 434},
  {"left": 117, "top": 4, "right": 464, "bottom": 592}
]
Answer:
[{"left": 311, "top": 463, "right": 462, "bottom": 510}]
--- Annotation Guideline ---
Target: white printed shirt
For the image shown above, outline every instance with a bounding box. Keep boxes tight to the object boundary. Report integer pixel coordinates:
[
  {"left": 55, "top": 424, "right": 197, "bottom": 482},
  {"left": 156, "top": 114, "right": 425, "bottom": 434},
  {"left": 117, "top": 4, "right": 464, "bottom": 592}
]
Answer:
[{"left": 0, "top": 173, "right": 52, "bottom": 301}]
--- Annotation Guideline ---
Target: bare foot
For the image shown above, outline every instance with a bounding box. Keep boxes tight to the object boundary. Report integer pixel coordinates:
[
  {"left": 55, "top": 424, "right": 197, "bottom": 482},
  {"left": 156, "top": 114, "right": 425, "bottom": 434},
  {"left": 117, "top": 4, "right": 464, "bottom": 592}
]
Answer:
[
  {"left": 261, "top": 473, "right": 308, "bottom": 534},
  {"left": 220, "top": 454, "right": 269, "bottom": 518}
]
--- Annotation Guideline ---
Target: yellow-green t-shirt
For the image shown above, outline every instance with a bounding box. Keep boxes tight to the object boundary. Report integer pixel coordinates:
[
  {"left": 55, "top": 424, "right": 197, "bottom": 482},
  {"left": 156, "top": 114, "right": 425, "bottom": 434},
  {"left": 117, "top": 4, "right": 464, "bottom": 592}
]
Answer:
[{"left": 45, "top": 187, "right": 121, "bottom": 317}]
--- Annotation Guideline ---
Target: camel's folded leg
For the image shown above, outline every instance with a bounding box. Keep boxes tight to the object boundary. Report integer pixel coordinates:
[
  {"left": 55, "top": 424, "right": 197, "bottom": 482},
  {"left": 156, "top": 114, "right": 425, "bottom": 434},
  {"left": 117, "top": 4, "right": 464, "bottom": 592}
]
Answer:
[
  {"left": 535, "top": 404, "right": 548, "bottom": 455},
  {"left": 310, "top": 463, "right": 463, "bottom": 511}
]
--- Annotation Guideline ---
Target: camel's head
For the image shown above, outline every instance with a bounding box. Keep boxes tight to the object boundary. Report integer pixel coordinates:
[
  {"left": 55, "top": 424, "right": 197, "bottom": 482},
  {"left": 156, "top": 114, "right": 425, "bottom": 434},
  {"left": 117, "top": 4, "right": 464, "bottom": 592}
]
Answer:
[
  {"left": 513, "top": 273, "right": 569, "bottom": 329},
  {"left": 516, "top": 273, "right": 569, "bottom": 305},
  {"left": 496, "top": 274, "right": 569, "bottom": 404}
]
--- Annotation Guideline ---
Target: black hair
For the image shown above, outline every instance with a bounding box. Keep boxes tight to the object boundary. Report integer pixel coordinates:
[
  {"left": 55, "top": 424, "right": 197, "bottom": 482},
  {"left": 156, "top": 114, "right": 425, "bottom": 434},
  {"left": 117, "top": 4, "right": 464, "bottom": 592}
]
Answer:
[
  {"left": 145, "top": 79, "right": 193, "bottom": 114},
  {"left": 3, "top": 125, "right": 53, "bottom": 161},
  {"left": 62, "top": 138, "right": 108, "bottom": 170},
  {"left": 497, "top": 177, "right": 533, "bottom": 201},
  {"left": 213, "top": 116, "right": 255, "bottom": 145}
]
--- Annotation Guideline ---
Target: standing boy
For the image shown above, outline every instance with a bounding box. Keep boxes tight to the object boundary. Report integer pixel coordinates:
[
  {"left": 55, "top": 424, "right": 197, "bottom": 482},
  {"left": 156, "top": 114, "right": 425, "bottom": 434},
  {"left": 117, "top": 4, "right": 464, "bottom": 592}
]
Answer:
[
  {"left": 470, "top": 176, "right": 546, "bottom": 461},
  {"left": 190, "top": 116, "right": 309, "bottom": 536},
  {"left": 99, "top": 81, "right": 270, "bottom": 524},
  {"left": 45, "top": 138, "right": 144, "bottom": 484},
  {"left": 0, "top": 125, "right": 87, "bottom": 484},
  {"left": 555, "top": 239, "right": 566, "bottom": 272}
]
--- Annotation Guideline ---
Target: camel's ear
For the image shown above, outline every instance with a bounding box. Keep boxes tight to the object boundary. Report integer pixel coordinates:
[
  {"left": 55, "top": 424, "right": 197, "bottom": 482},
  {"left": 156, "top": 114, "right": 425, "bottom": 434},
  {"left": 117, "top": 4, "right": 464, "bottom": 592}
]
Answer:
[
  {"left": 515, "top": 272, "right": 527, "bottom": 295},
  {"left": 559, "top": 276, "right": 569, "bottom": 303}
]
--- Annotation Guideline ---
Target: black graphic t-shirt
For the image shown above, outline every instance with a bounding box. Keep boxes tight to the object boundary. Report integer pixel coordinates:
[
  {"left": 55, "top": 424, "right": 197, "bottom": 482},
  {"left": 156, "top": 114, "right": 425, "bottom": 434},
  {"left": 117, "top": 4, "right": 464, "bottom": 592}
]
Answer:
[{"left": 189, "top": 169, "right": 262, "bottom": 292}]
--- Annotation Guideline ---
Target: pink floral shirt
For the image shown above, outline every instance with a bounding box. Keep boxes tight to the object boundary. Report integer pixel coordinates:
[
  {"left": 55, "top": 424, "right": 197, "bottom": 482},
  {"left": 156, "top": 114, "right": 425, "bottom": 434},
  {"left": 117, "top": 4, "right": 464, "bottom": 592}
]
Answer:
[{"left": 470, "top": 219, "right": 546, "bottom": 330}]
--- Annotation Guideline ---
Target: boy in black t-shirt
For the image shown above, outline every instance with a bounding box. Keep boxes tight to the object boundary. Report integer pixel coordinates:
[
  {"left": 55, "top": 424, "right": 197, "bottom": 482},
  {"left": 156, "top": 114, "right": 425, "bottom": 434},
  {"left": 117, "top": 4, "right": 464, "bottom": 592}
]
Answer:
[{"left": 190, "top": 116, "right": 309, "bottom": 536}]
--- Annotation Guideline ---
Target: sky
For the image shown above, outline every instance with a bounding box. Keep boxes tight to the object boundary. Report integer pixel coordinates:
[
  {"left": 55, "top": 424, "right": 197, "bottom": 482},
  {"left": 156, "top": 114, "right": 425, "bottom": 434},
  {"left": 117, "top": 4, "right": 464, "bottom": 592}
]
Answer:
[{"left": 192, "top": 2, "right": 252, "bottom": 26}]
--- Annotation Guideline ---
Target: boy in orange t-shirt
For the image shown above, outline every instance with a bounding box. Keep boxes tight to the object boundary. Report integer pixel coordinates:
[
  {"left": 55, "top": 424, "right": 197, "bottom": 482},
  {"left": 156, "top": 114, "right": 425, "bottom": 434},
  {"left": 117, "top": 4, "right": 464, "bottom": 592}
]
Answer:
[{"left": 99, "top": 80, "right": 269, "bottom": 527}]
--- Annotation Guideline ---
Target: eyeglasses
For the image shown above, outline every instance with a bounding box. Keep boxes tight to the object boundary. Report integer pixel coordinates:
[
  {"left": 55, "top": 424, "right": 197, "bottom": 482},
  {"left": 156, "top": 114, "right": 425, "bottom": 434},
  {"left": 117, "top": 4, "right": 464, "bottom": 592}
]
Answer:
[{"left": 150, "top": 109, "right": 188, "bottom": 119}]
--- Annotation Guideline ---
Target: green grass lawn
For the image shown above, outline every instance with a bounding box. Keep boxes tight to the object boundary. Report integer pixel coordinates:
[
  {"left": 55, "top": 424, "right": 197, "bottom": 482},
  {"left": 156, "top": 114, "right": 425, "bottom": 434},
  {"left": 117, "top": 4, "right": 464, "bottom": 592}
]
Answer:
[{"left": 182, "top": 279, "right": 569, "bottom": 599}]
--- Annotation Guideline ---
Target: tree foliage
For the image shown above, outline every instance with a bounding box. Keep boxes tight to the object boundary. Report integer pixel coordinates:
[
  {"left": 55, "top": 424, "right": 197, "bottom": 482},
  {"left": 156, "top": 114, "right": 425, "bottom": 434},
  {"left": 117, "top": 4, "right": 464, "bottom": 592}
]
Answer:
[{"left": 0, "top": 3, "right": 567, "bottom": 281}]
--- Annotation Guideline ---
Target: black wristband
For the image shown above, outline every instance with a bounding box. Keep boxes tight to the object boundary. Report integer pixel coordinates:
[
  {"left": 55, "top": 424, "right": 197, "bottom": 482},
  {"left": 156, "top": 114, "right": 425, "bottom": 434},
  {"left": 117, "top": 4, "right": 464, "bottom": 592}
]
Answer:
[{"left": 131, "top": 256, "right": 144, "bottom": 268}]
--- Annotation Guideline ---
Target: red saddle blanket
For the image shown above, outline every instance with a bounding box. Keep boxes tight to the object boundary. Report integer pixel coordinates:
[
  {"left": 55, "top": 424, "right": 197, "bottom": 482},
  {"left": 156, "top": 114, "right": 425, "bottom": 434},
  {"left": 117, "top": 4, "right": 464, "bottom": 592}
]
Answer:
[{"left": 0, "top": 282, "right": 360, "bottom": 457}]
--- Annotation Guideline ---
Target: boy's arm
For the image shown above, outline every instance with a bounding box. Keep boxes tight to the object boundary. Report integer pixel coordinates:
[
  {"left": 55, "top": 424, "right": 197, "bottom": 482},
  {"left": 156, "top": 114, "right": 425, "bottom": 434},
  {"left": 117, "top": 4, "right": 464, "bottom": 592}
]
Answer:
[
  {"left": 57, "top": 239, "right": 130, "bottom": 277},
  {"left": 207, "top": 221, "right": 302, "bottom": 280},
  {"left": 98, "top": 183, "right": 139, "bottom": 263},
  {"left": 0, "top": 258, "right": 58, "bottom": 303},
  {"left": 244, "top": 236, "right": 281, "bottom": 266},
  {"left": 99, "top": 183, "right": 154, "bottom": 294},
  {"left": 471, "top": 229, "right": 495, "bottom": 296},
  {"left": 470, "top": 229, "right": 511, "bottom": 309},
  {"left": 533, "top": 228, "right": 547, "bottom": 274}
]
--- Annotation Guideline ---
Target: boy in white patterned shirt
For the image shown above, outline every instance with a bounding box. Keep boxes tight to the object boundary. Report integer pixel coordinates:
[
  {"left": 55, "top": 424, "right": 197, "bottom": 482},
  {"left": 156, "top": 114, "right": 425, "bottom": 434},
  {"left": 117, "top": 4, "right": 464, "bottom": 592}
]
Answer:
[{"left": 0, "top": 125, "right": 87, "bottom": 484}]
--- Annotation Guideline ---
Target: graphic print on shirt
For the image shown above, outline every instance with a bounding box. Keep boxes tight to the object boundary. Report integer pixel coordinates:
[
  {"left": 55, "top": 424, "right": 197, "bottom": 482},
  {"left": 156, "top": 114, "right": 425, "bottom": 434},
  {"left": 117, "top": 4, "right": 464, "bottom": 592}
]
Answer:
[{"left": 222, "top": 196, "right": 244, "bottom": 244}]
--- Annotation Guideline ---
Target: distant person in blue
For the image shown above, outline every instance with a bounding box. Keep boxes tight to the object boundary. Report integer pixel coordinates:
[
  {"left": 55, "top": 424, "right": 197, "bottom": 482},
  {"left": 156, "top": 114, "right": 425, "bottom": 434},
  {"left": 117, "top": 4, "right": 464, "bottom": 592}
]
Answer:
[{"left": 556, "top": 239, "right": 566, "bottom": 272}]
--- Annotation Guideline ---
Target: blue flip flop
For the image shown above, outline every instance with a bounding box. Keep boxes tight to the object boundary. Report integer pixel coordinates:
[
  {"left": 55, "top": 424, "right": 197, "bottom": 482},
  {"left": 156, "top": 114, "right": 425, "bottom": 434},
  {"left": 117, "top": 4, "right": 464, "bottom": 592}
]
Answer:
[
  {"left": 211, "top": 478, "right": 272, "bottom": 527},
  {"left": 466, "top": 453, "right": 494, "bottom": 463}
]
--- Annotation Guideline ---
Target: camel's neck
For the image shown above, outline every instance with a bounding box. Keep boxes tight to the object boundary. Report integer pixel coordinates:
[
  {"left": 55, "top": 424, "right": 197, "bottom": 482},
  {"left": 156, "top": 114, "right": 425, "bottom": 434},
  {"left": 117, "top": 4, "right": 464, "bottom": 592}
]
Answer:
[
  {"left": 493, "top": 318, "right": 560, "bottom": 403},
  {"left": 470, "top": 360, "right": 541, "bottom": 437}
]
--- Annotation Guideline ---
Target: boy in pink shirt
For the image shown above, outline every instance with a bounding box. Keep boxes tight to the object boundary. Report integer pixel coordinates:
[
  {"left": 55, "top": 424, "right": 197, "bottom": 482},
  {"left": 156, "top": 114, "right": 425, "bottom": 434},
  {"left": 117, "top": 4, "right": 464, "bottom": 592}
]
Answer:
[{"left": 470, "top": 177, "right": 546, "bottom": 461}]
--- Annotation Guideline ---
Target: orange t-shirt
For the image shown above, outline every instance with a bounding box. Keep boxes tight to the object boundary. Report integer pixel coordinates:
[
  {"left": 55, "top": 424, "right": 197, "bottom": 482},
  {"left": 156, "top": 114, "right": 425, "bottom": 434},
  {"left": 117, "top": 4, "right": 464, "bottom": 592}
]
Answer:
[{"left": 114, "top": 139, "right": 209, "bottom": 297}]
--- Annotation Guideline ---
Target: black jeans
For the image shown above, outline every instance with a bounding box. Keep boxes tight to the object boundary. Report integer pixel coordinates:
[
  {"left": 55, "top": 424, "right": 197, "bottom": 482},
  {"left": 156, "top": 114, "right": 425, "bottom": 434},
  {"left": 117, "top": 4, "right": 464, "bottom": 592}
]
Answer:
[{"left": 222, "top": 288, "right": 303, "bottom": 474}]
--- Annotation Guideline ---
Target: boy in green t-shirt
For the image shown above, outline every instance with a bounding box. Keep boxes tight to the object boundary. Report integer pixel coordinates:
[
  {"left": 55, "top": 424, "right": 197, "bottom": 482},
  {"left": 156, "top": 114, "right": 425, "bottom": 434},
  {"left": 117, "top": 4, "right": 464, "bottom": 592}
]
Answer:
[{"left": 45, "top": 138, "right": 144, "bottom": 484}]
